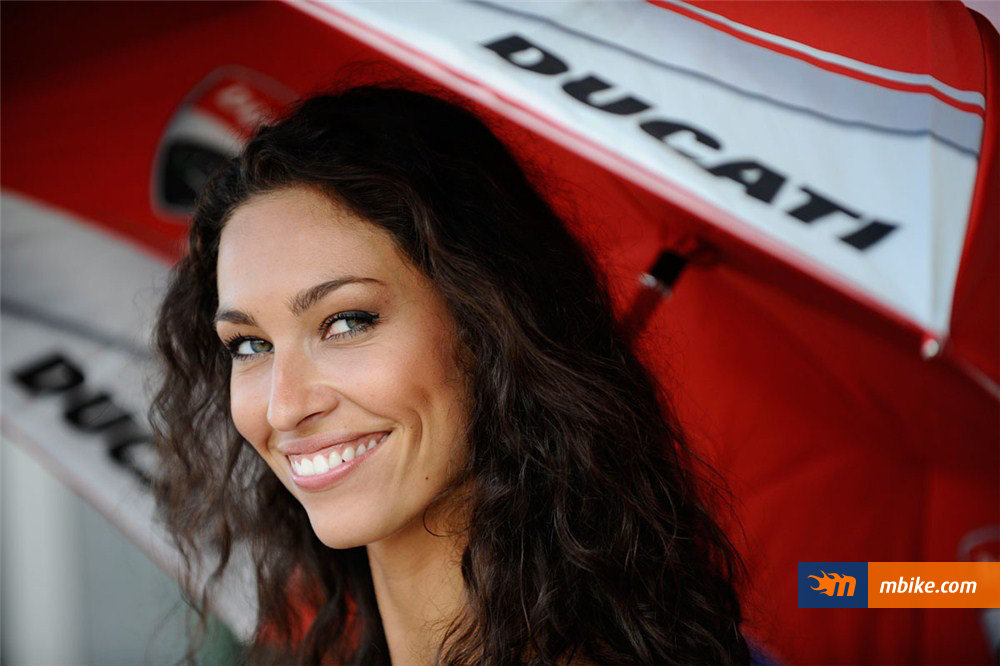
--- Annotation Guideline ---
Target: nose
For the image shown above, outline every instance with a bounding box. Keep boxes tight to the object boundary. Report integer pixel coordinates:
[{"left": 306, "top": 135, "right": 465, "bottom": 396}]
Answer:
[{"left": 266, "top": 346, "right": 340, "bottom": 432}]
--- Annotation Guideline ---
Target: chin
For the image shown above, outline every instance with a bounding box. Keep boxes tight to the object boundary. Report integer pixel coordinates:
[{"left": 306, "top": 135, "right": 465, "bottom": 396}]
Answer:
[
  {"left": 302, "top": 497, "right": 411, "bottom": 550},
  {"left": 314, "top": 531, "right": 368, "bottom": 550},
  {"left": 304, "top": 507, "right": 377, "bottom": 550}
]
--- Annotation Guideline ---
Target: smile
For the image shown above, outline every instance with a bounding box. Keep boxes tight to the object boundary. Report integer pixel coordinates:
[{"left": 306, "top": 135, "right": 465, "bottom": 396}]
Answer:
[{"left": 288, "top": 431, "right": 390, "bottom": 483}]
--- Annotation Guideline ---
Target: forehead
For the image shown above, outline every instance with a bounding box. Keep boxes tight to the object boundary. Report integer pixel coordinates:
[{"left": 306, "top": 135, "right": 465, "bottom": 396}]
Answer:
[{"left": 217, "top": 186, "right": 415, "bottom": 298}]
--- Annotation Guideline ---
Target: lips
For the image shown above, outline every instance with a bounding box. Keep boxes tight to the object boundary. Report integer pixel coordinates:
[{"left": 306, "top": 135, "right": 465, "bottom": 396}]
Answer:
[
  {"left": 288, "top": 431, "right": 389, "bottom": 477},
  {"left": 283, "top": 430, "right": 391, "bottom": 491},
  {"left": 279, "top": 430, "right": 390, "bottom": 456}
]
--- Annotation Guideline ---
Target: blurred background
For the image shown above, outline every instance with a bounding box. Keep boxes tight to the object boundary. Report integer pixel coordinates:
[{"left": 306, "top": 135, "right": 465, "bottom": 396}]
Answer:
[
  {"left": 1, "top": 440, "right": 242, "bottom": 664},
  {"left": 2, "top": 1, "right": 998, "bottom": 663}
]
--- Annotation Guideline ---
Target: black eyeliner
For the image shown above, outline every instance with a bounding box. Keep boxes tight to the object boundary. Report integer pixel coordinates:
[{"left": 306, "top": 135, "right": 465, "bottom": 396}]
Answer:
[{"left": 320, "top": 311, "right": 380, "bottom": 339}]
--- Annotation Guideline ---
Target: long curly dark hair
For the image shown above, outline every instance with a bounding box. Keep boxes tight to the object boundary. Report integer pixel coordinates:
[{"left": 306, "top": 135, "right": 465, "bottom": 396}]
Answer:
[{"left": 152, "top": 85, "right": 750, "bottom": 665}]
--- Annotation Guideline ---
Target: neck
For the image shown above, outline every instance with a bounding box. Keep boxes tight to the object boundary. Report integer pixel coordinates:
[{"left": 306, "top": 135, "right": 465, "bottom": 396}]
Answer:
[{"left": 366, "top": 508, "right": 467, "bottom": 666}]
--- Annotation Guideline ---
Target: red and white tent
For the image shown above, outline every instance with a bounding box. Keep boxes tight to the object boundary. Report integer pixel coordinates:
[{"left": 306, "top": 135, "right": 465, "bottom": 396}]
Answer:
[{"left": 3, "top": 2, "right": 997, "bottom": 662}]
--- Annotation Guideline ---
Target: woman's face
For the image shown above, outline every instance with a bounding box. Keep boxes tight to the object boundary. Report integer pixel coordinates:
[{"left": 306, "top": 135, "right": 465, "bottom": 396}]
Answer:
[{"left": 215, "top": 186, "right": 469, "bottom": 549}]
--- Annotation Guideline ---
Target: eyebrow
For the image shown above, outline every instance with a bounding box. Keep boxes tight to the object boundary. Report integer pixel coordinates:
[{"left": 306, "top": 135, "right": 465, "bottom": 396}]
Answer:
[{"left": 214, "top": 276, "right": 384, "bottom": 326}]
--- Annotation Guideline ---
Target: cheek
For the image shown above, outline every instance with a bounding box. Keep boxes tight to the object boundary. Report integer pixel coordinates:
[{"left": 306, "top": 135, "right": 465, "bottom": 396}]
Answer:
[
  {"left": 228, "top": 368, "right": 270, "bottom": 451},
  {"left": 405, "top": 342, "right": 471, "bottom": 462},
  {"left": 345, "top": 331, "right": 466, "bottom": 447}
]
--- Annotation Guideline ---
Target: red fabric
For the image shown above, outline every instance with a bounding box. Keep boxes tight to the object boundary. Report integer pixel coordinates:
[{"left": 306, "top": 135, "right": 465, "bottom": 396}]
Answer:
[
  {"left": 2, "top": 2, "right": 996, "bottom": 663},
  {"left": 0, "top": 1, "right": 377, "bottom": 257},
  {"left": 950, "top": 9, "right": 1000, "bottom": 387}
]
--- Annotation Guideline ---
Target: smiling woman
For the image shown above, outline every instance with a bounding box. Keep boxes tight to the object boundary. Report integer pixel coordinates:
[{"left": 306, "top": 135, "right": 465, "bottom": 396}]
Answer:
[
  {"left": 152, "top": 86, "right": 751, "bottom": 665},
  {"left": 216, "top": 187, "right": 471, "bottom": 554}
]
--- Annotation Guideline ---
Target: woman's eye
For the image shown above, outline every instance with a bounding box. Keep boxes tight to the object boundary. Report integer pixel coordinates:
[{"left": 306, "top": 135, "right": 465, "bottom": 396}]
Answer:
[
  {"left": 322, "top": 311, "right": 379, "bottom": 340},
  {"left": 222, "top": 312, "right": 378, "bottom": 360},
  {"left": 225, "top": 337, "right": 272, "bottom": 360}
]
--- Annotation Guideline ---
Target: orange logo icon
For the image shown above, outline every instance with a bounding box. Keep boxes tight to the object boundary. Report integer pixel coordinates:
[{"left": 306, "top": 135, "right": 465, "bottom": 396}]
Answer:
[{"left": 808, "top": 570, "right": 857, "bottom": 597}]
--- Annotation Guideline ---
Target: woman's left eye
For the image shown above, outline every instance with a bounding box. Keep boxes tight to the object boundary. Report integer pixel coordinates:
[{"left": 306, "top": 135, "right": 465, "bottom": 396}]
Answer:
[
  {"left": 321, "top": 311, "right": 380, "bottom": 340},
  {"left": 225, "top": 336, "right": 273, "bottom": 360}
]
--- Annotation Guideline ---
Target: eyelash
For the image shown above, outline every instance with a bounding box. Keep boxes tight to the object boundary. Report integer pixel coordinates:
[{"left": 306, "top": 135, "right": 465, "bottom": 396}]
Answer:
[{"left": 222, "top": 311, "right": 380, "bottom": 361}]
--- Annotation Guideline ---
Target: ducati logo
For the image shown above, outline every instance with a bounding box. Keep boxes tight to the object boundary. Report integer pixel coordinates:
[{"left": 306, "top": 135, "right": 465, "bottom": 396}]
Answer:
[{"left": 151, "top": 66, "right": 296, "bottom": 219}]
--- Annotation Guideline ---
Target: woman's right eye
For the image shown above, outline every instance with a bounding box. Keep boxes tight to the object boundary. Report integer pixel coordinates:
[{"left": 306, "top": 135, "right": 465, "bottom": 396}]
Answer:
[{"left": 225, "top": 336, "right": 273, "bottom": 360}]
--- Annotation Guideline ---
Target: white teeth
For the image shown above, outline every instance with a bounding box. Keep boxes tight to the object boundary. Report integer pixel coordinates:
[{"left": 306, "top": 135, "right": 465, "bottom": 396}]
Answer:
[{"left": 292, "top": 433, "right": 388, "bottom": 477}]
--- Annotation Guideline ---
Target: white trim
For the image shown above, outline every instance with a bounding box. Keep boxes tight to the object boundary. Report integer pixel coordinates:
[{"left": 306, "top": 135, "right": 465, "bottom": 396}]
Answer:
[{"left": 662, "top": 0, "right": 986, "bottom": 109}]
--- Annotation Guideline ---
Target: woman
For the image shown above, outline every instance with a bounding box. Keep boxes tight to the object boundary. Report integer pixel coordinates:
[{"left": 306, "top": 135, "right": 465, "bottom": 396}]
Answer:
[{"left": 152, "top": 85, "right": 751, "bottom": 665}]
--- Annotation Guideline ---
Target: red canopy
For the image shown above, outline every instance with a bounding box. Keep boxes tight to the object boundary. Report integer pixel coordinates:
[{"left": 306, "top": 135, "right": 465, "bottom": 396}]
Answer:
[{"left": 2, "top": 2, "right": 997, "bottom": 662}]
